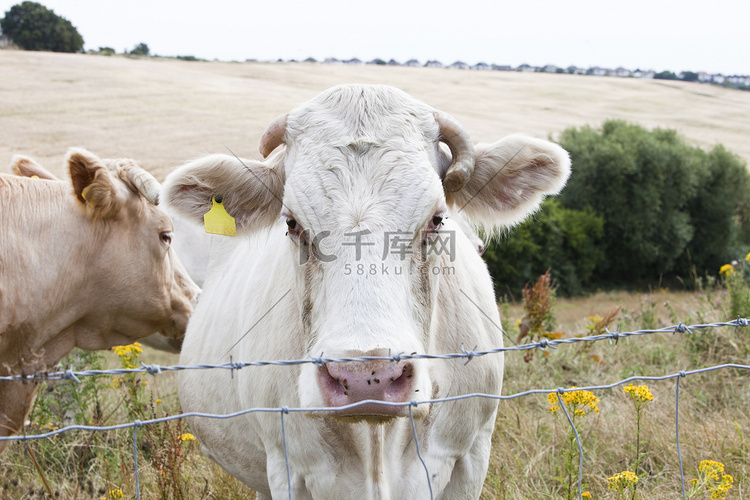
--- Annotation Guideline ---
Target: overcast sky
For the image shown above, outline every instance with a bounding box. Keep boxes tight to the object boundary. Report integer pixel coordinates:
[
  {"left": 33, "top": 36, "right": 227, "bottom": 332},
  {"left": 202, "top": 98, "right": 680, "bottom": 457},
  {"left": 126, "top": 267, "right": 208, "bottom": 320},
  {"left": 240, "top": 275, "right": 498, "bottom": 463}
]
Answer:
[{"left": 1, "top": 0, "right": 748, "bottom": 75}]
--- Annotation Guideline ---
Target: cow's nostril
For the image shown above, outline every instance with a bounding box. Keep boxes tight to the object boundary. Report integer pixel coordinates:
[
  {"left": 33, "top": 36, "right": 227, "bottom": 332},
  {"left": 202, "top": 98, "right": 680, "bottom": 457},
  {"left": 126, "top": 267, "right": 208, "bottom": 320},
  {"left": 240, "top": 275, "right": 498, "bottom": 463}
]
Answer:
[
  {"left": 320, "top": 365, "right": 347, "bottom": 398},
  {"left": 384, "top": 362, "right": 413, "bottom": 400}
]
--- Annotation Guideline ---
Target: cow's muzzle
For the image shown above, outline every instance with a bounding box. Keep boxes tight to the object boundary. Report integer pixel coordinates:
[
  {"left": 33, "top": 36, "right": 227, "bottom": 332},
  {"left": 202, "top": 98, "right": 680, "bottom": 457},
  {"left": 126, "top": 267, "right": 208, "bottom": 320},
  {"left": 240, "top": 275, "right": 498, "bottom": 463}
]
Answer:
[{"left": 318, "top": 358, "right": 416, "bottom": 418}]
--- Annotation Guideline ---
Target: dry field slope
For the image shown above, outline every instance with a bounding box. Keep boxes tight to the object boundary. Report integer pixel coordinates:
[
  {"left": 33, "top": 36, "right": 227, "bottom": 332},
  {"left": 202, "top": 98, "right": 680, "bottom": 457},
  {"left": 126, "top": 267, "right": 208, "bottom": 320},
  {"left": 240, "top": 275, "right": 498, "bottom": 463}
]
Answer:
[{"left": 2, "top": 50, "right": 750, "bottom": 182}]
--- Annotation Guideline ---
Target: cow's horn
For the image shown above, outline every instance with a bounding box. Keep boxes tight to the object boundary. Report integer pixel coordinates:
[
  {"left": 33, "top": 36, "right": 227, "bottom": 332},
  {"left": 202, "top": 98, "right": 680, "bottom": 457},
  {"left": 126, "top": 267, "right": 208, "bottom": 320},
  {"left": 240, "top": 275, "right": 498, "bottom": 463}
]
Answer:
[
  {"left": 436, "top": 111, "right": 475, "bottom": 192},
  {"left": 260, "top": 114, "right": 288, "bottom": 158},
  {"left": 126, "top": 166, "right": 161, "bottom": 205}
]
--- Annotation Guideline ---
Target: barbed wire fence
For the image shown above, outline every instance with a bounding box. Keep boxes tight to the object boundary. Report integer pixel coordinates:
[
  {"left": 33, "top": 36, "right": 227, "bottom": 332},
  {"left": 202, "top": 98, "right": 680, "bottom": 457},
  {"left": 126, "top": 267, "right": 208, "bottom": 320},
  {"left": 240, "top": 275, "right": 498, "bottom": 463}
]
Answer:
[{"left": 1, "top": 317, "right": 749, "bottom": 500}]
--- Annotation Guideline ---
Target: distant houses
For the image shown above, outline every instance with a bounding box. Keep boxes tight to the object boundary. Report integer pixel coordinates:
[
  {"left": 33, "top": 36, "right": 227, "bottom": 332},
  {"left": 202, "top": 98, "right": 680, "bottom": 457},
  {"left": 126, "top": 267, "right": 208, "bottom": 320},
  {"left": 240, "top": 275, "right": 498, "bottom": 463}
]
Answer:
[
  {"left": 448, "top": 60, "right": 470, "bottom": 70},
  {"left": 283, "top": 57, "right": 748, "bottom": 89}
]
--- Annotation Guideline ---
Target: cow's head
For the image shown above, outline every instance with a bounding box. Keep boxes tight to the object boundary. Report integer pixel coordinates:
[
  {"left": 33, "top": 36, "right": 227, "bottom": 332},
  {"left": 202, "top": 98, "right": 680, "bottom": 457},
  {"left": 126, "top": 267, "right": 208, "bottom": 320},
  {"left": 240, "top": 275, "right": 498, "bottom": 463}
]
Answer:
[
  {"left": 163, "top": 85, "right": 570, "bottom": 420},
  {"left": 11, "top": 150, "right": 200, "bottom": 347}
]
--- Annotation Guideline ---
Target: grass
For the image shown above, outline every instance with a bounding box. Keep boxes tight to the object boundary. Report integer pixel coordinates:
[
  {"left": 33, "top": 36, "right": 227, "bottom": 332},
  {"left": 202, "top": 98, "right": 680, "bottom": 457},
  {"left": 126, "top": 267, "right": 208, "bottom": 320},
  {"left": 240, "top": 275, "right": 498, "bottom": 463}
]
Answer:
[
  {"left": 482, "top": 285, "right": 748, "bottom": 499},
  {"left": 1, "top": 285, "right": 747, "bottom": 499}
]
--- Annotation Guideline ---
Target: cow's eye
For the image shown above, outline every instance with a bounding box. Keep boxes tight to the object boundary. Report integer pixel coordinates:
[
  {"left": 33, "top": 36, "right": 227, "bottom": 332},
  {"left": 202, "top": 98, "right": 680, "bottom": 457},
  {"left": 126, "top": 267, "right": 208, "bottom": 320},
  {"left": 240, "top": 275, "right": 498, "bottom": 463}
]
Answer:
[
  {"left": 284, "top": 216, "right": 307, "bottom": 244},
  {"left": 427, "top": 213, "right": 445, "bottom": 232},
  {"left": 424, "top": 212, "right": 446, "bottom": 245},
  {"left": 160, "top": 232, "right": 173, "bottom": 245}
]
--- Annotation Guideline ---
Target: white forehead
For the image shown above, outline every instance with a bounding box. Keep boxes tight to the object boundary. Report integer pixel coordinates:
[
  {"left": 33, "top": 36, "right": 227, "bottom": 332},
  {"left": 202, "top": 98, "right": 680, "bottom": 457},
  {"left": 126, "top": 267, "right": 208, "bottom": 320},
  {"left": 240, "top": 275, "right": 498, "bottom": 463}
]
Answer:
[{"left": 282, "top": 85, "right": 446, "bottom": 232}]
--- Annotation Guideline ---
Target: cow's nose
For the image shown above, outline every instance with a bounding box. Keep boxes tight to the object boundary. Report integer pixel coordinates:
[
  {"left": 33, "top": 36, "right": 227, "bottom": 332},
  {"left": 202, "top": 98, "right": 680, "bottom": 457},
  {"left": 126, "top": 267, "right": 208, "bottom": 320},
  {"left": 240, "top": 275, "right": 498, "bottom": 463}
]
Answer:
[{"left": 319, "top": 359, "right": 415, "bottom": 417}]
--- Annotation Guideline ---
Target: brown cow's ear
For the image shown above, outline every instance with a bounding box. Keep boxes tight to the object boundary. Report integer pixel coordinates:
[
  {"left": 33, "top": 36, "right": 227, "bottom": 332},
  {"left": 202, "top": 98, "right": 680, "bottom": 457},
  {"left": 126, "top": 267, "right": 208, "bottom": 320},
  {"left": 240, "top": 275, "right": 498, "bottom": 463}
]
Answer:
[
  {"left": 162, "top": 151, "right": 285, "bottom": 235},
  {"left": 445, "top": 135, "right": 571, "bottom": 234},
  {"left": 67, "top": 148, "right": 125, "bottom": 220},
  {"left": 10, "top": 155, "right": 60, "bottom": 180}
]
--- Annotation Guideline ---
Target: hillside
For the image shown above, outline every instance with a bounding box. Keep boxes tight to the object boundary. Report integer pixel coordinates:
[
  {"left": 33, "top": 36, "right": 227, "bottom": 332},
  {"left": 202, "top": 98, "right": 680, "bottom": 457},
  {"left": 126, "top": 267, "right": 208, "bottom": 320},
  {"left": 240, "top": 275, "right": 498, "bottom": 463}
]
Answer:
[{"left": 2, "top": 50, "right": 750, "bottom": 180}]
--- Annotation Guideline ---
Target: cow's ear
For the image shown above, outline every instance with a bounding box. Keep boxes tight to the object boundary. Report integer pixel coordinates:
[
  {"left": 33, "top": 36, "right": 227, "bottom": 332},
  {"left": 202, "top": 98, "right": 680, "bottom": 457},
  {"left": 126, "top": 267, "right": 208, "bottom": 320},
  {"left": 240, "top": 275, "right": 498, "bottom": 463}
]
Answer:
[
  {"left": 10, "top": 155, "right": 60, "bottom": 180},
  {"left": 162, "top": 153, "right": 285, "bottom": 234},
  {"left": 445, "top": 135, "right": 571, "bottom": 232},
  {"left": 67, "top": 148, "right": 125, "bottom": 220}
]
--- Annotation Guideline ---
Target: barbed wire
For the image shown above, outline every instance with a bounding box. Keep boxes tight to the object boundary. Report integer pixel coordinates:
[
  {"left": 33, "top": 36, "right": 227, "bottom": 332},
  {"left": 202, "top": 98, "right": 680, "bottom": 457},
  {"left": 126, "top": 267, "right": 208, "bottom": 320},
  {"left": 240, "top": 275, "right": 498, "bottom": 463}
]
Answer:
[
  {"left": 1, "top": 319, "right": 748, "bottom": 499},
  {"left": 1, "top": 317, "right": 746, "bottom": 383}
]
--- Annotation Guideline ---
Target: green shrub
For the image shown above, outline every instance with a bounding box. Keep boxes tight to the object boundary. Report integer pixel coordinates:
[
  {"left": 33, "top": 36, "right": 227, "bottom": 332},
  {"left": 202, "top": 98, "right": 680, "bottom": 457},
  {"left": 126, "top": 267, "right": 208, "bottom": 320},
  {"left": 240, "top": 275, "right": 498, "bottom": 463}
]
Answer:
[
  {"left": 557, "top": 120, "right": 750, "bottom": 288},
  {"left": 483, "top": 198, "right": 604, "bottom": 296},
  {"left": 129, "top": 42, "right": 149, "bottom": 56}
]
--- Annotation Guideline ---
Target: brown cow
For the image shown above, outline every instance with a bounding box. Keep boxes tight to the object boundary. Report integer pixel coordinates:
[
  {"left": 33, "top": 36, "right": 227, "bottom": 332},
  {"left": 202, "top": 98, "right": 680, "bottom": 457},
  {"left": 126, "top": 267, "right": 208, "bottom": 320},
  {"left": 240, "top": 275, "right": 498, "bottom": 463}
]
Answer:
[
  {"left": 9, "top": 157, "right": 197, "bottom": 354},
  {"left": 0, "top": 148, "right": 200, "bottom": 453}
]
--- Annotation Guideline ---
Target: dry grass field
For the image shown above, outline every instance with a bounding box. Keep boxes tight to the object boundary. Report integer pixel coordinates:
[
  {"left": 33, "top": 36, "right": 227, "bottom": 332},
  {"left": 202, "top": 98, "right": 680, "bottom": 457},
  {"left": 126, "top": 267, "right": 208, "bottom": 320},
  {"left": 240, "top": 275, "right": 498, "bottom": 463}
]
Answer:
[
  {"left": 2, "top": 50, "right": 750, "bottom": 181},
  {"left": 1, "top": 50, "right": 749, "bottom": 499}
]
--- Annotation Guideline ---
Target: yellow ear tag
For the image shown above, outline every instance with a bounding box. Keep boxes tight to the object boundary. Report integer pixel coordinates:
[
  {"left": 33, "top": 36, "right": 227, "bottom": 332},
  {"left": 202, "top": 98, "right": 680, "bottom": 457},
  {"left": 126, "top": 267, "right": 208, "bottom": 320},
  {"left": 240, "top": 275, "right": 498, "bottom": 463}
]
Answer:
[
  {"left": 30, "top": 175, "right": 39, "bottom": 179},
  {"left": 203, "top": 196, "right": 237, "bottom": 236}
]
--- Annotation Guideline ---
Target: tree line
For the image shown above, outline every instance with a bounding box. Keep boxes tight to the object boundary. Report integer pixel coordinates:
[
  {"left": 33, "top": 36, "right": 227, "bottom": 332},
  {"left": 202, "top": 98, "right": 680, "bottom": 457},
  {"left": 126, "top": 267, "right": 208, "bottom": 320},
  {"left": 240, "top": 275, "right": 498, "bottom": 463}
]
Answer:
[{"left": 484, "top": 120, "right": 750, "bottom": 296}]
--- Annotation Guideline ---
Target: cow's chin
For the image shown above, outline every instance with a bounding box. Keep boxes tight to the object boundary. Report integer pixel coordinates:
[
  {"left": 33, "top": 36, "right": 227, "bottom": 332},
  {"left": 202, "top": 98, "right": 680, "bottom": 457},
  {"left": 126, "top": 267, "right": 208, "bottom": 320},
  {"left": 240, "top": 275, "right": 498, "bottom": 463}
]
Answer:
[{"left": 159, "top": 322, "right": 185, "bottom": 339}]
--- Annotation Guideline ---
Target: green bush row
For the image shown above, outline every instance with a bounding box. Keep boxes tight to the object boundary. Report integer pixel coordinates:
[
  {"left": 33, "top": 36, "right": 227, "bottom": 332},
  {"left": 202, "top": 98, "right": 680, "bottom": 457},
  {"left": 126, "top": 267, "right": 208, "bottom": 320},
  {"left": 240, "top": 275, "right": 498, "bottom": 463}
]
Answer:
[{"left": 484, "top": 120, "right": 750, "bottom": 296}]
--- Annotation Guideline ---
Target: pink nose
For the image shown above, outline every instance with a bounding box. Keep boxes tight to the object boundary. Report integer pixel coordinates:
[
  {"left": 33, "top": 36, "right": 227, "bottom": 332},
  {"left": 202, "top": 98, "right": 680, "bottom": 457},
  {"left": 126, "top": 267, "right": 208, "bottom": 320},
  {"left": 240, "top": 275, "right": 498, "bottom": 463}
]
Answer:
[{"left": 318, "top": 359, "right": 415, "bottom": 417}]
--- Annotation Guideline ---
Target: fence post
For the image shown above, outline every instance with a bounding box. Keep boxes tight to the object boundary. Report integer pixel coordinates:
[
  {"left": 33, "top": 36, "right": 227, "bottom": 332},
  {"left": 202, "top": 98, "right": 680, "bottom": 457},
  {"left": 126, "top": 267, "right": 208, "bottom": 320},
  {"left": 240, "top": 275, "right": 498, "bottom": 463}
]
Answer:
[
  {"left": 557, "top": 391, "right": 583, "bottom": 500},
  {"left": 676, "top": 374, "right": 687, "bottom": 500},
  {"left": 409, "top": 402, "right": 433, "bottom": 499},
  {"left": 281, "top": 407, "right": 292, "bottom": 500},
  {"left": 132, "top": 421, "right": 141, "bottom": 500}
]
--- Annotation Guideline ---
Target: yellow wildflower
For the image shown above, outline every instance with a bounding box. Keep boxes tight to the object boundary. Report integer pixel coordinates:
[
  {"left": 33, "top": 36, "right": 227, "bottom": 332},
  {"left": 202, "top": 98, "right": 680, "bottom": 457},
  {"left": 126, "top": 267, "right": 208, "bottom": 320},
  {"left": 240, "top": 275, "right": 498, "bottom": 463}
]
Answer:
[
  {"left": 584, "top": 315, "right": 603, "bottom": 331},
  {"left": 699, "top": 460, "right": 725, "bottom": 481},
  {"left": 607, "top": 470, "right": 638, "bottom": 491},
  {"left": 112, "top": 342, "right": 143, "bottom": 369},
  {"left": 180, "top": 433, "right": 196, "bottom": 442},
  {"left": 694, "top": 460, "right": 734, "bottom": 499},
  {"left": 745, "top": 252, "right": 750, "bottom": 262},
  {"left": 719, "top": 264, "right": 734, "bottom": 276},
  {"left": 623, "top": 384, "right": 654, "bottom": 404},
  {"left": 582, "top": 493, "right": 592, "bottom": 499},
  {"left": 155, "top": 398, "right": 162, "bottom": 404},
  {"left": 104, "top": 489, "right": 124, "bottom": 500},
  {"left": 547, "top": 387, "right": 600, "bottom": 418}
]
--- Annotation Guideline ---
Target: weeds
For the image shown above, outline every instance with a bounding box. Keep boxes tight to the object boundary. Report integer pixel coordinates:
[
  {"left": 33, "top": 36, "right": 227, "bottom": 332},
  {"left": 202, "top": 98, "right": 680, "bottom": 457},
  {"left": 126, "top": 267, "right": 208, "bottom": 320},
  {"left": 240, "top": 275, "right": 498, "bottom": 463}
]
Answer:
[
  {"left": 1, "top": 343, "right": 254, "bottom": 498},
  {"left": 4, "top": 265, "right": 749, "bottom": 499},
  {"left": 518, "top": 270, "right": 564, "bottom": 361},
  {"left": 622, "top": 384, "right": 655, "bottom": 499},
  {"left": 547, "top": 388, "right": 599, "bottom": 499},
  {"left": 688, "top": 460, "right": 734, "bottom": 499}
]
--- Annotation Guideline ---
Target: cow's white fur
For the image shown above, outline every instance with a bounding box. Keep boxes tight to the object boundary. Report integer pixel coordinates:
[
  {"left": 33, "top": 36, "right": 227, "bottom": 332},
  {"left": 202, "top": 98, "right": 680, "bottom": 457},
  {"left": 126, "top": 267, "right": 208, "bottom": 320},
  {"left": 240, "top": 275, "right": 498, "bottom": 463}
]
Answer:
[{"left": 164, "top": 85, "right": 570, "bottom": 499}]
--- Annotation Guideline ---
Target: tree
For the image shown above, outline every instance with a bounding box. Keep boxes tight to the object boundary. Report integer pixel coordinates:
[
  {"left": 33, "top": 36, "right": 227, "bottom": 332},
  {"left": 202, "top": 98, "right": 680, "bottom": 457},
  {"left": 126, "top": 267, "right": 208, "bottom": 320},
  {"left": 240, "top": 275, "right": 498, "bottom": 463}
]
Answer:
[
  {"left": 681, "top": 71, "right": 699, "bottom": 82},
  {"left": 130, "top": 42, "right": 149, "bottom": 56},
  {"left": 653, "top": 70, "right": 679, "bottom": 80},
  {"left": 556, "top": 120, "right": 750, "bottom": 287},
  {"left": 0, "top": 1, "right": 83, "bottom": 53},
  {"left": 482, "top": 199, "right": 604, "bottom": 296}
]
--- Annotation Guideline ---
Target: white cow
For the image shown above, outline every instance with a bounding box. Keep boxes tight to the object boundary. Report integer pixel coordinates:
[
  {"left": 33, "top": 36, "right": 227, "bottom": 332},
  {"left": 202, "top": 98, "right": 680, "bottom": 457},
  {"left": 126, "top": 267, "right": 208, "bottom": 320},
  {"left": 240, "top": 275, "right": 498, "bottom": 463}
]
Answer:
[
  {"left": 164, "top": 84, "right": 570, "bottom": 499},
  {"left": 0, "top": 149, "right": 200, "bottom": 454}
]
